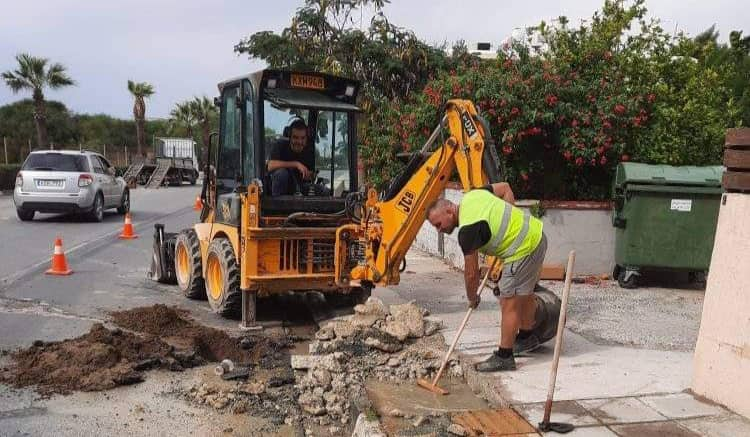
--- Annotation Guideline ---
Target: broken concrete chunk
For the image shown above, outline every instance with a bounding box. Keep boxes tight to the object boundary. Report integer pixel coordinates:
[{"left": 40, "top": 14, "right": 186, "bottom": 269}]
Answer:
[
  {"left": 241, "top": 381, "right": 265, "bottom": 395},
  {"left": 388, "top": 408, "right": 405, "bottom": 417},
  {"left": 424, "top": 319, "right": 443, "bottom": 336},
  {"left": 447, "top": 423, "right": 467, "bottom": 436},
  {"left": 315, "top": 326, "right": 336, "bottom": 341},
  {"left": 290, "top": 354, "right": 320, "bottom": 370},
  {"left": 311, "top": 367, "right": 332, "bottom": 389},
  {"left": 364, "top": 337, "right": 403, "bottom": 353},
  {"left": 328, "top": 320, "right": 356, "bottom": 338},
  {"left": 380, "top": 320, "right": 410, "bottom": 342},
  {"left": 352, "top": 413, "right": 387, "bottom": 437},
  {"left": 390, "top": 302, "right": 425, "bottom": 338},
  {"left": 387, "top": 357, "right": 401, "bottom": 367}
]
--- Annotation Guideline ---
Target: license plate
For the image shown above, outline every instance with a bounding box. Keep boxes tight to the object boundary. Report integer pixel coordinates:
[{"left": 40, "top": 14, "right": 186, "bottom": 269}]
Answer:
[
  {"left": 290, "top": 74, "right": 325, "bottom": 90},
  {"left": 36, "top": 179, "right": 64, "bottom": 188}
]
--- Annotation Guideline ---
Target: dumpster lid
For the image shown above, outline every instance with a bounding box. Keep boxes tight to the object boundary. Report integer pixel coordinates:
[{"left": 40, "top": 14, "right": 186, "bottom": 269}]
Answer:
[{"left": 615, "top": 163, "right": 724, "bottom": 188}]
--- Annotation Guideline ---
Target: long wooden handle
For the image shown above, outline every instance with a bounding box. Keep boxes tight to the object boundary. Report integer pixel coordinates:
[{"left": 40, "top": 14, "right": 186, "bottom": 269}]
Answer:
[
  {"left": 542, "top": 250, "right": 575, "bottom": 424},
  {"left": 431, "top": 258, "right": 500, "bottom": 386}
]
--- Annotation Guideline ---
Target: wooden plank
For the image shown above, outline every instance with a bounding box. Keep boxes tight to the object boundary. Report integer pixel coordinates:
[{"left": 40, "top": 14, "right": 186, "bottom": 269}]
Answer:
[
  {"left": 540, "top": 264, "right": 566, "bottom": 280},
  {"left": 723, "top": 171, "right": 750, "bottom": 191},
  {"left": 452, "top": 408, "right": 536, "bottom": 435},
  {"left": 725, "top": 128, "right": 750, "bottom": 148},
  {"left": 724, "top": 149, "right": 750, "bottom": 170}
]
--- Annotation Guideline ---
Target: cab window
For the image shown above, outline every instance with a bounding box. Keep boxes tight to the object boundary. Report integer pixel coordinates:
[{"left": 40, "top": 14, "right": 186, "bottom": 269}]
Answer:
[{"left": 218, "top": 86, "right": 242, "bottom": 188}]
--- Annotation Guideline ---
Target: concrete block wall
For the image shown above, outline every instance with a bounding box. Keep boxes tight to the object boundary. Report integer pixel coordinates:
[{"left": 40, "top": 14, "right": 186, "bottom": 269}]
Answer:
[
  {"left": 692, "top": 193, "right": 750, "bottom": 418},
  {"left": 413, "top": 188, "right": 616, "bottom": 275}
]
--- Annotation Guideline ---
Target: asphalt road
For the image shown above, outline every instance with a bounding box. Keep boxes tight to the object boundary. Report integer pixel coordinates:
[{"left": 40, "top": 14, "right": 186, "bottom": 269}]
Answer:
[
  {"left": 0, "top": 185, "right": 201, "bottom": 285},
  {"left": 0, "top": 185, "right": 210, "bottom": 345}
]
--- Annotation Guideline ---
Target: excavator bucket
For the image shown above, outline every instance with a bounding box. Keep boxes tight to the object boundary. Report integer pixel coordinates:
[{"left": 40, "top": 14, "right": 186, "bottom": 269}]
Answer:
[{"left": 148, "top": 224, "right": 178, "bottom": 284}]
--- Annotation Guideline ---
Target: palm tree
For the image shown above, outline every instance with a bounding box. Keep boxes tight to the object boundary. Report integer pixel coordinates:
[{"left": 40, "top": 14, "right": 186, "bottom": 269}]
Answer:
[
  {"left": 127, "top": 80, "right": 155, "bottom": 156},
  {"left": 2, "top": 53, "right": 74, "bottom": 148},
  {"left": 190, "top": 96, "right": 217, "bottom": 167},
  {"left": 169, "top": 101, "right": 196, "bottom": 138}
]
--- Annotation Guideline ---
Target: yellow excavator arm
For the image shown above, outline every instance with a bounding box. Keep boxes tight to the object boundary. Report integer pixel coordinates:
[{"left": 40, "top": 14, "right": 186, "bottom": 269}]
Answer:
[{"left": 335, "top": 99, "right": 502, "bottom": 288}]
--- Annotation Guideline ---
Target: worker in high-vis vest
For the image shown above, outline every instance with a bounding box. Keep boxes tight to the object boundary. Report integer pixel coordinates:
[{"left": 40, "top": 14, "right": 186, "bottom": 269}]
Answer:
[{"left": 427, "top": 182, "right": 548, "bottom": 371}]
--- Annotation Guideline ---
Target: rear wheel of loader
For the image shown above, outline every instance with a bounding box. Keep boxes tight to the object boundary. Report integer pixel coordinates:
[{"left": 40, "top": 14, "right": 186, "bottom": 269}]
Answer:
[
  {"left": 175, "top": 230, "right": 206, "bottom": 300},
  {"left": 205, "top": 237, "right": 242, "bottom": 317}
]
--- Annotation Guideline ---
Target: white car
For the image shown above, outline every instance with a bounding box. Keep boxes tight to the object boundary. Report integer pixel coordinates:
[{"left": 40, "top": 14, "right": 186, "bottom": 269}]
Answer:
[{"left": 13, "top": 150, "right": 130, "bottom": 222}]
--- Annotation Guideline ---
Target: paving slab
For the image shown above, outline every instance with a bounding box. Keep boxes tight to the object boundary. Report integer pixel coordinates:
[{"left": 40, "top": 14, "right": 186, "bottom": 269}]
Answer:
[
  {"left": 639, "top": 393, "right": 726, "bottom": 419},
  {"left": 677, "top": 413, "right": 750, "bottom": 437},
  {"left": 578, "top": 397, "right": 665, "bottom": 424},
  {"left": 549, "top": 426, "right": 618, "bottom": 436},
  {"left": 515, "top": 401, "right": 601, "bottom": 427},
  {"left": 610, "top": 421, "right": 701, "bottom": 437}
]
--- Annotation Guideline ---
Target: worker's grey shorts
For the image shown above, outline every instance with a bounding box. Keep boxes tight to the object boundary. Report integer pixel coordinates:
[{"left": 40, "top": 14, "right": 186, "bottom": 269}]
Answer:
[{"left": 494, "top": 233, "right": 547, "bottom": 299}]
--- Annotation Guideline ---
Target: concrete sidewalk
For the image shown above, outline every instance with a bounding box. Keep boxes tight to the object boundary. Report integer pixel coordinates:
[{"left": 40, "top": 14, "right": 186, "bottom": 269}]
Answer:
[{"left": 376, "top": 249, "right": 750, "bottom": 436}]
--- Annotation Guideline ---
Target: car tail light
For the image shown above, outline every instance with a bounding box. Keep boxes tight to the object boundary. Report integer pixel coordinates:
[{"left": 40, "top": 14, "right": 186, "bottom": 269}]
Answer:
[
  {"left": 78, "top": 174, "right": 93, "bottom": 187},
  {"left": 15, "top": 173, "right": 22, "bottom": 187}
]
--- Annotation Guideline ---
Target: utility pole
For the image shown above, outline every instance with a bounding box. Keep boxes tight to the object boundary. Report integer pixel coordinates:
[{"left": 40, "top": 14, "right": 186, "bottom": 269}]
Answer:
[
  {"left": 103, "top": 143, "right": 107, "bottom": 158},
  {"left": 3, "top": 137, "right": 7, "bottom": 165}
]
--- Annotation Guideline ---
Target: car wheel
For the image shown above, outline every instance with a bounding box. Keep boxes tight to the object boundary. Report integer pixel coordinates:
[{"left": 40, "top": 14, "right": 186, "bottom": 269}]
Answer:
[
  {"left": 117, "top": 189, "right": 130, "bottom": 214},
  {"left": 16, "top": 208, "right": 34, "bottom": 221},
  {"left": 189, "top": 172, "right": 197, "bottom": 185},
  {"left": 88, "top": 193, "right": 104, "bottom": 222}
]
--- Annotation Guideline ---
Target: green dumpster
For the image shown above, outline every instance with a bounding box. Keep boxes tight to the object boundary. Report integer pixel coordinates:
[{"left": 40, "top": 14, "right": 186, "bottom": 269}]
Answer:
[{"left": 612, "top": 163, "right": 723, "bottom": 288}]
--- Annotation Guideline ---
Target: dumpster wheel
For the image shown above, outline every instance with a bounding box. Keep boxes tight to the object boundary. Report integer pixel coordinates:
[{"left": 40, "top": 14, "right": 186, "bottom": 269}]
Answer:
[
  {"left": 205, "top": 237, "right": 242, "bottom": 317},
  {"left": 617, "top": 269, "right": 639, "bottom": 289}
]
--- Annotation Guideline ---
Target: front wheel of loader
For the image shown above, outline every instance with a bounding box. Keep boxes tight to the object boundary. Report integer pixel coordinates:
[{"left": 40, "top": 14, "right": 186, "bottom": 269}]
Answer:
[
  {"left": 175, "top": 230, "right": 206, "bottom": 299},
  {"left": 205, "top": 237, "right": 242, "bottom": 317}
]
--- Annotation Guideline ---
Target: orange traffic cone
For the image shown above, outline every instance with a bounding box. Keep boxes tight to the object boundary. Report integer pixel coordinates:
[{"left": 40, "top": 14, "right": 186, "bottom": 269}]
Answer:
[
  {"left": 193, "top": 196, "right": 202, "bottom": 211},
  {"left": 118, "top": 213, "right": 138, "bottom": 239},
  {"left": 46, "top": 237, "right": 72, "bottom": 276}
]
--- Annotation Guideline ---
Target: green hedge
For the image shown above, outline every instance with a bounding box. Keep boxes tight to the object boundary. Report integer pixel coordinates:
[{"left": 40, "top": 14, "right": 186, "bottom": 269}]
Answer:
[{"left": 0, "top": 164, "right": 21, "bottom": 191}]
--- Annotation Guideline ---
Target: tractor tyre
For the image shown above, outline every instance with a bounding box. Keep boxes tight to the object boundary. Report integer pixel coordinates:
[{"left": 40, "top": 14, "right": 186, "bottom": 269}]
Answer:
[
  {"left": 175, "top": 229, "right": 206, "bottom": 299},
  {"left": 205, "top": 237, "right": 242, "bottom": 317}
]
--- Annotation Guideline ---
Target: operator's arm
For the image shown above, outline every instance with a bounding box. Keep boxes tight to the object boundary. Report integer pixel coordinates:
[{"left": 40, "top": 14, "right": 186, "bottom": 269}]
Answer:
[
  {"left": 487, "top": 182, "right": 516, "bottom": 205},
  {"left": 464, "top": 251, "right": 481, "bottom": 308},
  {"left": 266, "top": 140, "right": 311, "bottom": 179}
]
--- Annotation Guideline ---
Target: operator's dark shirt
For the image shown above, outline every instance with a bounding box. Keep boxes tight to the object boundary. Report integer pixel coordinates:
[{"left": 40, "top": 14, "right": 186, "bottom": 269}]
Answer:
[
  {"left": 457, "top": 185, "right": 495, "bottom": 255},
  {"left": 269, "top": 138, "right": 315, "bottom": 172}
]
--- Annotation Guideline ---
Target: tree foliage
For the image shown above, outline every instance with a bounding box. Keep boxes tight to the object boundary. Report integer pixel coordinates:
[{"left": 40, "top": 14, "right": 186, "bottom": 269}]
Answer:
[{"left": 1, "top": 53, "right": 75, "bottom": 148}]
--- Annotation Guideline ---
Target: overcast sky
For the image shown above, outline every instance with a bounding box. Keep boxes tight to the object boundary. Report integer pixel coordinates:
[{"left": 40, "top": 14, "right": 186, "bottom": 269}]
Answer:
[{"left": 0, "top": 0, "right": 746, "bottom": 119}]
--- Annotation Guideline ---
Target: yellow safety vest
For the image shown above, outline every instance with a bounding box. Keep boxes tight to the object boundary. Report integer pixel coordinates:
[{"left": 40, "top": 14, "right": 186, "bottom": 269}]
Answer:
[{"left": 458, "top": 189, "right": 543, "bottom": 262}]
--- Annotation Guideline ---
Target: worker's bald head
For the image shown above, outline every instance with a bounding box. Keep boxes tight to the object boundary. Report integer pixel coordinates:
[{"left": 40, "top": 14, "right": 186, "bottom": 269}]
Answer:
[{"left": 426, "top": 199, "right": 458, "bottom": 234}]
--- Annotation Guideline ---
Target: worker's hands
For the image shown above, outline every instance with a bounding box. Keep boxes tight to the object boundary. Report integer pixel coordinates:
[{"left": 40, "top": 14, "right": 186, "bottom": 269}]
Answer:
[
  {"left": 467, "top": 293, "right": 481, "bottom": 309},
  {"left": 294, "top": 162, "right": 312, "bottom": 180}
]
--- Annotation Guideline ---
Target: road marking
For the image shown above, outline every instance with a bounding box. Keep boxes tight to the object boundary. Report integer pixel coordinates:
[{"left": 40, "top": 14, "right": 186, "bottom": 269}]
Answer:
[{"left": 0, "top": 206, "right": 194, "bottom": 291}]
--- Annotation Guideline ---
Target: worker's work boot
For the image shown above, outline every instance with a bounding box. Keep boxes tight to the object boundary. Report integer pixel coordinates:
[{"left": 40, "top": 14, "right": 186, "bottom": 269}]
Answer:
[{"left": 475, "top": 350, "right": 516, "bottom": 372}]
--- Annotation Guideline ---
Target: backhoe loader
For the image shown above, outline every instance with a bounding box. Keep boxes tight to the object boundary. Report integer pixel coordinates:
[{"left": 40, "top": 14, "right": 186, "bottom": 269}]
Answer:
[{"left": 154, "top": 69, "right": 556, "bottom": 331}]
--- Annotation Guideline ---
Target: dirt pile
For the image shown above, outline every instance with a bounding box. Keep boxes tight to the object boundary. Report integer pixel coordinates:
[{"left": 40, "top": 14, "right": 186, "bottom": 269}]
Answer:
[
  {"left": 0, "top": 305, "right": 249, "bottom": 395},
  {"left": 110, "top": 304, "right": 246, "bottom": 363}
]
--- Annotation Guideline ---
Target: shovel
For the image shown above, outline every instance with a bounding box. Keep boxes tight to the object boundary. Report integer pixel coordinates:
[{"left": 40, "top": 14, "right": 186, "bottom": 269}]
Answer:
[
  {"left": 538, "top": 250, "right": 576, "bottom": 434},
  {"left": 417, "top": 258, "right": 500, "bottom": 395}
]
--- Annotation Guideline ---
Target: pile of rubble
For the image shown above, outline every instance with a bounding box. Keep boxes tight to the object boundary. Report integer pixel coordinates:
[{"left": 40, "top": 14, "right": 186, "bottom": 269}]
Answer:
[{"left": 292, "top": 298, "right": 461, "bottom": 427}]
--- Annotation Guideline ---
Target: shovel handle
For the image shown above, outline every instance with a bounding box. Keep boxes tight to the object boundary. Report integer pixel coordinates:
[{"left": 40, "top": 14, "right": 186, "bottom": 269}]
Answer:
[
  {"left": 430, "top": 258, "right": 500, "bottom": 387},
  {"left": 542, "top": 250, "right": 575, "bottom": 424}
]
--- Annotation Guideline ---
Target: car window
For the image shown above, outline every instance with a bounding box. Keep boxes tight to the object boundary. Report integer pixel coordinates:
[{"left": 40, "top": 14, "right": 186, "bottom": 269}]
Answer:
[
  {"left": 99, "top": 156, "right": 113, "bottom": 170},
  {"left": 91, "top": 156, "right": 105, "bottom": 174},
  {"left": 22, "top": 153, "right": 90, "bottom": 172}
]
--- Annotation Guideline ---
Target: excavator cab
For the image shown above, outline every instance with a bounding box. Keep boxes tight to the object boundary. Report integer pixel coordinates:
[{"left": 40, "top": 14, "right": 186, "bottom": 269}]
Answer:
[{"left": 211, "top": 70, "right": 360, "bottom": 216}]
